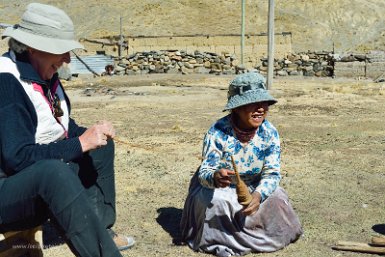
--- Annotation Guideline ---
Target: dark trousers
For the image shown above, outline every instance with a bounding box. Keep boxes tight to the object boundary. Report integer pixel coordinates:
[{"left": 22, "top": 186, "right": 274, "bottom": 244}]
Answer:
[{"left": 0, "top": 140, "right": 122, "bottom": 257}]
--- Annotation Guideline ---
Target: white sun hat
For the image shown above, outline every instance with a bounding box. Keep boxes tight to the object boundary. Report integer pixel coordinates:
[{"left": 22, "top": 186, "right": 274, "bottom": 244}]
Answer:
[{"left": 2, "top": 3, "right": 84, "bottom": 54}]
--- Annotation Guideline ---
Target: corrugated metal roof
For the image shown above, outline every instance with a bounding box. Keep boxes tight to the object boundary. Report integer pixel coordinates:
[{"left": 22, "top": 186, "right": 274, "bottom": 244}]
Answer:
[
  {"left": 0, "top": 23, "right": 12, "bottom": 29},
  {"left": 69, "top": 55, "right": 114, "bottom": 75}
]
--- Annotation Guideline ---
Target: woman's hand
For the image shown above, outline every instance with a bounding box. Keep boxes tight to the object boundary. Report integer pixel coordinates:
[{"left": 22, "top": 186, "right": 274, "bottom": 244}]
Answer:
[
  {"left": 242, "top": 191, "right": 261, "bottom": 216},
  {"left": 79, "top": 121, "right": 116, "bottom": 152},
  {"left": 214, "top": 168, "right": 235, "bottom": 188}
]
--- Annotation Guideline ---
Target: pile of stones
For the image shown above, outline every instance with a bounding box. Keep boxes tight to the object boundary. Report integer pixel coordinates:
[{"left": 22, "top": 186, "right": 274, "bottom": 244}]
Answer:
[
  {"left": 257, "top": 51, "right": 334, "bottom": 77},
  {"left": 113, "top": 50, "right": 240, "bottom": 76}
]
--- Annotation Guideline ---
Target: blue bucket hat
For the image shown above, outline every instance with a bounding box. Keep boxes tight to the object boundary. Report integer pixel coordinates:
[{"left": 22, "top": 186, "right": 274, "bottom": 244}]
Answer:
[{"left": 223, "top": 72, "right": 277, "bottom": 111}]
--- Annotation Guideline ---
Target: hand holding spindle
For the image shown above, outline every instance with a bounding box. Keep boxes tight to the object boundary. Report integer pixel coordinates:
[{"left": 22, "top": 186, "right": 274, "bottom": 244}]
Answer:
[{"left": 230, "top": 155, "right": 252, "bottom": 206}]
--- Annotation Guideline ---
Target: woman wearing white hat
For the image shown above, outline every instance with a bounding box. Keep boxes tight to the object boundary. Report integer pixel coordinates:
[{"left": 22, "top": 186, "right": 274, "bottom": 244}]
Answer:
[
  {"left": 0, "top": 3, "right": 134, "bottom": 256},
  {"left": 180, "top": 72, "right": 303, "bottom": 256}
]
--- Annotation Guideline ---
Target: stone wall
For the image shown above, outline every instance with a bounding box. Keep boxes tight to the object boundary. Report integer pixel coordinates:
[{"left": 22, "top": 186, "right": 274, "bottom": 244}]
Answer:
[
  {"left": 255, "top": 50, "right": 385, "bottom": 79},
  {"left": 258, "top": 51, "right": 334, "bottom": 77},
  {"left": 108, "top": 49, "right": 334, "bottom": 77},
  {"left": 103, "top": 49, "right": 385, "bottom": 80},
  {"left": 108, "top": 49, "right": 324, "bottom": 77},
  {"left": 113, "top": 50, "right": 239, "bottom": 76},
  {"left": 81, "top": 33, "right": 293, "bottom": 69},
  {"left": 82, "top": 34, "right": 384, "bottom": 79}
]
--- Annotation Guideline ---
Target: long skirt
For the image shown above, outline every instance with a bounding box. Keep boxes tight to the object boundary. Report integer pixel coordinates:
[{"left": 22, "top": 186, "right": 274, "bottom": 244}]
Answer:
[{"left": 180, "top": 173, "right": 303, "bottom": 257}]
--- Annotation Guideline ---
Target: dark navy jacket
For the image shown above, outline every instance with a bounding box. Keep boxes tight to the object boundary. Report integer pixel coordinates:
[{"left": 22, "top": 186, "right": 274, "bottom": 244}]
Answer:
[{"left": 0, "top": 53, "right": 85, "bottom": 178}]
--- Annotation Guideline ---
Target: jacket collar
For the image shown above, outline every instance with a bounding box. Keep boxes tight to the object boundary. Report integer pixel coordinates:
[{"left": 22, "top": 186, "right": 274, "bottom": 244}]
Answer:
[{"left": 7, "top": 50, "right": 58, "bottom": 86}]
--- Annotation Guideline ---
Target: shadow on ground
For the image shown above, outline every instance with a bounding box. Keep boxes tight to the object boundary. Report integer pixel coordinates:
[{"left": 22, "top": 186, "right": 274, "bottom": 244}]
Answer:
[
  {"left": 372, "top": 224, "right": 385, "bottom": 235},
  {"left": 156, "top": 207, "right": 184, "bottom": 245},
  {"left": 43, "top": 207, "right": 186, "bottom": 249}
]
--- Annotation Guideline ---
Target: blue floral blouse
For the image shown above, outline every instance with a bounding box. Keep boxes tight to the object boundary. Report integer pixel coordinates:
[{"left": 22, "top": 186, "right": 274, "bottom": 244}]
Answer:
[{"left": 198, "top": 114, "right": 281, "bottom": 202}]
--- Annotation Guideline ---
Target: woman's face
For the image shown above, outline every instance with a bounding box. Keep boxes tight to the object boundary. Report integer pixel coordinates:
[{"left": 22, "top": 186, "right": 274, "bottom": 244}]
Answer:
[
  {"left": 233, "top": 102, "right": 269, "bottom": 130},
  {"left": 28, "top": 48, "right": 70, "bottom": 80}
]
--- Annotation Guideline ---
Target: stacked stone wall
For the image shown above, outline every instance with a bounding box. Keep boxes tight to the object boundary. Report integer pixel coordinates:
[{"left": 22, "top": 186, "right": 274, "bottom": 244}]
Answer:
[
  {"left": 78, "top": 35, "right": 385, "bottom": 79},
  {"left": 81, "top": 33, "right": 293, "bottom": 70},
  {"left": 106, "top": 49, "right": 385, "bottom": 80}
]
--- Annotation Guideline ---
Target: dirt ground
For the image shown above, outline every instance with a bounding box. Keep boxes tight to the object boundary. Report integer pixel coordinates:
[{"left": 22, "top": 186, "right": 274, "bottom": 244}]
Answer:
[{"left": 42, "top": 73, "right": 385, "bottom": 257}]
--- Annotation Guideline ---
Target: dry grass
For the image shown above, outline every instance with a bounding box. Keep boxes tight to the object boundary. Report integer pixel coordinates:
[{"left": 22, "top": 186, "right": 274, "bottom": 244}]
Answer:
[{"left": 38, "top": 74, "right": 385, "bottom": 257}]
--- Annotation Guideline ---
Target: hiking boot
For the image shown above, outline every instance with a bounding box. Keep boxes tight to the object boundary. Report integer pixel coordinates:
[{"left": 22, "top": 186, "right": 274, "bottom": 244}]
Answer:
[{"left": 107, "top": 229, "right": 135, "bottom": 251}]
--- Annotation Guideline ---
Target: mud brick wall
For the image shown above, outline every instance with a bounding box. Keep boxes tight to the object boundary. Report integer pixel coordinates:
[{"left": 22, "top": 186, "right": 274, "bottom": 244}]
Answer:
[
  {"left": 334, "top": 62, "right": 366, "bottom": 78},
  {"left": 333, "top": 51, "right": 385, "bottom": 79}
]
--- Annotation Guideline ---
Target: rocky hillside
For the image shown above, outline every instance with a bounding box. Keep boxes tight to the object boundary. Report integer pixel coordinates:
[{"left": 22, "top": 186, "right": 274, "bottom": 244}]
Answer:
[{"left": 1, "top": 0, "right": 384, "bottom": 54}]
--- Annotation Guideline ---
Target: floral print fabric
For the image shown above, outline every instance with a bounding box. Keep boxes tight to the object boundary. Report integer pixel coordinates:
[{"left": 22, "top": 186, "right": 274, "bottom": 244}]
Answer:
[{"left": 198, "top": 114, "right": 281, "bottom": 202}]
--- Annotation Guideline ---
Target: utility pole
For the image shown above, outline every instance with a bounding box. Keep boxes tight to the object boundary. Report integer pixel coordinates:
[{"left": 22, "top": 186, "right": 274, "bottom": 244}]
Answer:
[
  {"left": 267, "top": 0, "right": 275, "bottom": 89},
  {"left": 241, "top": 0, "right": 246, "bottom": 66},
  {"left": 118, "top": 16, "right": 123, "bottom": 60}
]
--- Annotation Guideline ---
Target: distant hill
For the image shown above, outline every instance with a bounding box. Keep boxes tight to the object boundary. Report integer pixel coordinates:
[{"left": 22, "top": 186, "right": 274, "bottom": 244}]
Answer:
[{"left": 1, "top": 0, "right": 384, "bottom": 54}]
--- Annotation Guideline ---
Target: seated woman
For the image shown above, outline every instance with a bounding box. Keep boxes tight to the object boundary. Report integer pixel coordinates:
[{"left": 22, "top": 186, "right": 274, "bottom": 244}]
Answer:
[
  {"left": 0, "top": 3, "right": 133, "bottom": 256},
  {"left": 180, "top": 72, "right": 303, "bottom": 257}
]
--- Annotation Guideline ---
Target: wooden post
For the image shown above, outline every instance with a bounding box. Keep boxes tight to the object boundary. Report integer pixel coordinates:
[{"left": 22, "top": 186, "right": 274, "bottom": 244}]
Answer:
[
  {"left": 118, "top": 16, "right": 123, "bottom": 60},
  {"left": 332, "top": 241, "right": 385, "bottom": 254},
  {"left": 267, "top": 0, "right": 275, "bottom": 89},
  {"left": 241, "top": 0, "right": 245, "bottom": 66}
]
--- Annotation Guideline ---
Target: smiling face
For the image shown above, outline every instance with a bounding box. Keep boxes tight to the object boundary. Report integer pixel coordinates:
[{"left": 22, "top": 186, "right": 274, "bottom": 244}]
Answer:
[
  {"left": 232, "top": 101, "right": 269, "bottom": 130},
  {"left": 28, "top": 48, "right": 70, "bottom": 80}
]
